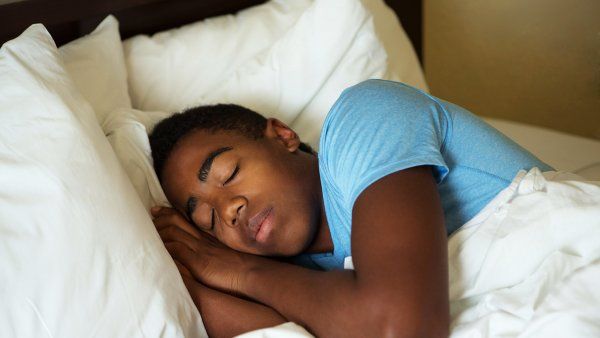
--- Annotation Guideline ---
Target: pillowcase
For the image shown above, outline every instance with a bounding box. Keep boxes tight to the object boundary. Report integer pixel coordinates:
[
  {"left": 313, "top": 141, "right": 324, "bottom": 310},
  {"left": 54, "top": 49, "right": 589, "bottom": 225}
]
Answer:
[
  {"left": 103, "top": 107, "right": 172, "bottom": 210},
  {"left": 0, "top": 25, "right": 205, "bottom": 337},
  {"left": 124, "top": 0, "right": 399, "bottom": 148},
  {"left": 60, "top": 15, "right": 132, "bottom": 124},
  {"left": 123, "top": 0, "right": 312, "bottom": 112}
]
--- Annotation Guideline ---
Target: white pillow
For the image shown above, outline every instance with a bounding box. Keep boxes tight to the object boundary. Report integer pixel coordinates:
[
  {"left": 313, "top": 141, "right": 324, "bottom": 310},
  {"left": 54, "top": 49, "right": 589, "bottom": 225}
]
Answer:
[
  {"left": 195, "top": 0, "right": 389, "bottom": 144},
  {"left": 124, "top": 0, "right": 312, "bottom": 112},
  {"left": 0, "top": 25, "right": 205, "bottom": 338},
  {"left": 60, "top": 15, "right": 132, "bottom": 124},
  {"left": 124, "top": 0, "right": 396, "bottom": 148},
  {"left": 103, "top": 107, "right": 172, "bottom": 210}
]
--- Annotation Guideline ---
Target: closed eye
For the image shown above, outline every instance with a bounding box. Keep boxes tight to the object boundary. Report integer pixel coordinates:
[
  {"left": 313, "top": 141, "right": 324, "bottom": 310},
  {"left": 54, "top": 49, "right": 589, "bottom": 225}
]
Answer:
[
  {"left": 224, "top": 165, "right": 239, "bottom": 185},
  {"left": 185, "top": 197, "right": 197, "bottom": 223}
]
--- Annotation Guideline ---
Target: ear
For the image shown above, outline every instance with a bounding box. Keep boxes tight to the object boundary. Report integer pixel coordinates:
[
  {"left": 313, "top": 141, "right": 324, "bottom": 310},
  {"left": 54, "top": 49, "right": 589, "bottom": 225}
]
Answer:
[{"left": 264, "top": 118, "right": 301, "bottom": 152}]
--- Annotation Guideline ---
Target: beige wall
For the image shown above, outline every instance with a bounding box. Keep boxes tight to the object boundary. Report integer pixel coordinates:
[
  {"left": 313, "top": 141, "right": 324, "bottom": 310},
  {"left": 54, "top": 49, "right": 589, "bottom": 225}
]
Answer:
[{"left": 424, "top": 0, "right": 600, "bottom": 140}]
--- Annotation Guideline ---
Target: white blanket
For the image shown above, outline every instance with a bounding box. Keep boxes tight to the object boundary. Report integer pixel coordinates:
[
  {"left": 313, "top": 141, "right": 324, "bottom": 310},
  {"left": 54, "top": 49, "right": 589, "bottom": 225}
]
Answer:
[{"left": 238, "top": 168, "right": 600, "bottom": 337}]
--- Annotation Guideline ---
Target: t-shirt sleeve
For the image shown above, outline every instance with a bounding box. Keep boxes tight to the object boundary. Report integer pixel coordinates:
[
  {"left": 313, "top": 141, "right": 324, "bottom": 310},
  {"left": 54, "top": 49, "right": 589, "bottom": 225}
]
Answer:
[{"left": 319, "top": 80, "right": 450, "bottom": 208}]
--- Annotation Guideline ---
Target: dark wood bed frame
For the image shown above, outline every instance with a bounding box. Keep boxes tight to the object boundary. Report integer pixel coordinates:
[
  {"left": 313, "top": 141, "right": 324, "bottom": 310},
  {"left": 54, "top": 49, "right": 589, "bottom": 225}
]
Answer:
[{"left": 0, "top": 0, "right": 422, "bottom": 62}]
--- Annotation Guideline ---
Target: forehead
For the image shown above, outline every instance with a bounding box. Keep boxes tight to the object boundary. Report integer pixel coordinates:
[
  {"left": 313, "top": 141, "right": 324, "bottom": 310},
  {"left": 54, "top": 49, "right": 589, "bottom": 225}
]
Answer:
[{"left": 173, "top": 129, "right": 241, "bottom": 156}]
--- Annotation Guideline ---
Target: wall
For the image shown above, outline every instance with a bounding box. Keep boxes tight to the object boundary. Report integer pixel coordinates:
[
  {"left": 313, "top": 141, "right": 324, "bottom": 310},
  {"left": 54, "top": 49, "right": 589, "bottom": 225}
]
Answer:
[{"left": 424, "top": 0, "right": 600, "bottom": 139}]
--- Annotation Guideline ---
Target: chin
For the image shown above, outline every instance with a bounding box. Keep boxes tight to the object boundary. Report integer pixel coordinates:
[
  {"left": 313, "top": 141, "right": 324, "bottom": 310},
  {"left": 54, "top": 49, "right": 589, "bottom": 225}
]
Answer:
[
  {"left": 261, "top": 241, "right": 302, "bottom": 257},
  {"left": 249, "top": 233, "right": 306, "bottom": 257},
  {"left": 279, "top": 228, "right": 314, "bottom": 256}
]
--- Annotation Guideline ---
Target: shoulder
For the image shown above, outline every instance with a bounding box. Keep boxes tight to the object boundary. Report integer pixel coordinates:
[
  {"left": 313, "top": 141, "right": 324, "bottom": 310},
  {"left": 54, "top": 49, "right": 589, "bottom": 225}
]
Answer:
[
  {"left": 334, "top": 79, "right": 434, "bottom": 112},
  {"left": 317, "top": 80, "right": 451, "bottom": 200},
  {"left": 319, "top": 80, "right": 446, "bottom": 151},
  {"left": 321, "top": 80, "right": 439, "bottom": 136}
]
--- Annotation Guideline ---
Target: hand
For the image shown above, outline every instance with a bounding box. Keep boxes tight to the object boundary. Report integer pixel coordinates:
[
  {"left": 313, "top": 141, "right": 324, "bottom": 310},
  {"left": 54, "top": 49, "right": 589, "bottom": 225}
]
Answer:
[{"left": 151, "top": 206, "right": 254, "bottom": 295}]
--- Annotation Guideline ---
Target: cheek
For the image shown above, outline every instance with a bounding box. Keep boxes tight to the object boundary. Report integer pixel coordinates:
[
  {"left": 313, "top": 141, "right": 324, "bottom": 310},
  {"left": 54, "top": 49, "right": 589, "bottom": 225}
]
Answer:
[
  {"left": 216, "top": 225, "right": 268, "bottom": 256},
  {"left": 257, "top": 159, "right": 304, "bottom": 199},
  {"left": 265, "top": 158, "right": 317, "bottom": 249},
  {"left": 217, "top": 228, "right": 251, "bottom": 252},
  {"left": 279, "top": 210, "right": 315, "bottom": 254},
  {"left": 218, "top": 153, "right": 316, "bottom": 255}
]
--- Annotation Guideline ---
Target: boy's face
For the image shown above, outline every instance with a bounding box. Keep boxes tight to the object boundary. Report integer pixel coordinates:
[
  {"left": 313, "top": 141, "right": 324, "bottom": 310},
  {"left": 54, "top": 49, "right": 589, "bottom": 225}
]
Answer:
[{"left": 160, "top": 119, "right": 320, "bottom": 257}]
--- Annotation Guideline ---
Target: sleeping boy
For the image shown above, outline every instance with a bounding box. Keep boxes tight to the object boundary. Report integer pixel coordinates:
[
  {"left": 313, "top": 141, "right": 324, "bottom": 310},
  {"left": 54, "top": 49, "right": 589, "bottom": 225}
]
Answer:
[{"left": 148, "top": 79, "right": 551, "bottom": 337}]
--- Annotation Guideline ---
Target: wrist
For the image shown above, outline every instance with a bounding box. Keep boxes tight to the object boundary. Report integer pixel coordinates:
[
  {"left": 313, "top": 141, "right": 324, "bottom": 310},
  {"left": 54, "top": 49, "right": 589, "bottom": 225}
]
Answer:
[
  {"left": 181, "top": 274, "right": 207, "bottom": 310},
  {"left": 237, "top": 254, "right": 265, "bottom": 297}
]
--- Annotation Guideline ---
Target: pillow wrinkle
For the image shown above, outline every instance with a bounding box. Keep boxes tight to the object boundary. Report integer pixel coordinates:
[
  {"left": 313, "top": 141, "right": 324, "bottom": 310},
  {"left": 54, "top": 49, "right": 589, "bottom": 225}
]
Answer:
[{"left": 0, "top": 24, "right": 206, "bottom": 338}]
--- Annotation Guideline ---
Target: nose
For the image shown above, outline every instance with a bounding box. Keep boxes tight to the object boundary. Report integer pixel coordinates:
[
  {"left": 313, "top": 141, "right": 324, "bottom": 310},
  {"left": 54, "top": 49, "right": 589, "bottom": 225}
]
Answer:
[{"left": 220, "top": 195, "right": 247, "bottom": 228}]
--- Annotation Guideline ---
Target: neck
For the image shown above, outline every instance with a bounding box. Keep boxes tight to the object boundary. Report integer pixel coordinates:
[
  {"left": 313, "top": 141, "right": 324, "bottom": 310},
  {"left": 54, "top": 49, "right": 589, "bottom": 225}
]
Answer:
[{"left": 302, "top": 152, "right": 333, "bottom": 254}]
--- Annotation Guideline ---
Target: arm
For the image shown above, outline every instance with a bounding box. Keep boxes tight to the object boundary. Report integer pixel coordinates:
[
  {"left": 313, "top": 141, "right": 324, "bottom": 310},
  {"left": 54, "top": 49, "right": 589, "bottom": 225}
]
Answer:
[
  {"left": 172, "top": 166, "right": 450, "bottom": 337},
  {"left": 243, "top": 166, "right": 449, "bottom": 337},
  {"left": 180, "top": 272, "right": 287, "bottom": 338},
  {"left": 151, "top": 209, "right": 287, "bottom": 338}
]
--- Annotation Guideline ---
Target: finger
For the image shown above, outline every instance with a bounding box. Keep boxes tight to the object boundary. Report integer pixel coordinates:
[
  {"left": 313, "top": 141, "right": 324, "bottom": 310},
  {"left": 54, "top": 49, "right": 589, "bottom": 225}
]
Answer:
[
  {"left": 151, "top": 206, "right": 178, "bottom": 218},
  {"left": 174, "top": 259, "right": 193, "bottom": 279},
  {"left": 150, "top": 206, "right": 161, "bottom": 217},
  {"left": 152, "top": 213, "right": 184, "bottom": 231},
  {"left": 159, "top": 225, "right": 202, "bottom": 251},
  {"left": 174, "top": 259, "right": 197, "bottom": 292},
  {"left": 167, "top": 242, "right": 211, "bottom": 285},
  {"left": 180, "top": 272, "right": 196, "bottom": 292},
  {"left": 153, "top": 213, "right": 202, "bottom": 240},
  {"left": 165, "top": 242, "right": 197, "bottom": 271},
  {"left": 151, "top": 205, "right": 173, "bottom": 217}
]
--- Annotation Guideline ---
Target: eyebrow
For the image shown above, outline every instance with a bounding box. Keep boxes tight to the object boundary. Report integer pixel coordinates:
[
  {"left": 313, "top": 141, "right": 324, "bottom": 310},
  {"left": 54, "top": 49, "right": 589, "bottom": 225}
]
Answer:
[
  {"left": 198, "top": 146, "right": 233, "bottom": 182},
  {"left": 184, "top": 146, "right": 232, "bottom": 228}
]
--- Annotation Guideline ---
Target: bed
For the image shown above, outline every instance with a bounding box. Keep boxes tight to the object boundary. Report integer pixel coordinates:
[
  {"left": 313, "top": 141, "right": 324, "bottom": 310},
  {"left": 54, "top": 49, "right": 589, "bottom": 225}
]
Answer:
[{"left": 1, "top": 1, "right": 600, "bottom": 338}]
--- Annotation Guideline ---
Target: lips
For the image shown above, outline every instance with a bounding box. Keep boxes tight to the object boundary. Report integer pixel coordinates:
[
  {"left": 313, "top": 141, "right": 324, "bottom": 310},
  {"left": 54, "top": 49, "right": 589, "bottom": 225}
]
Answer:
[{"left": 248, "top": 207, "right": 272, "bottom": 240}]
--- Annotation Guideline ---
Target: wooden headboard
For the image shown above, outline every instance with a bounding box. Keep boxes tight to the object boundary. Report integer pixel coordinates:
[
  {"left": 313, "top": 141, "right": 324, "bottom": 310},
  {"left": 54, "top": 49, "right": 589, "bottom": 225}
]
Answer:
[{"left": 0, "top": 0, "right": 422, "bottom": 61}]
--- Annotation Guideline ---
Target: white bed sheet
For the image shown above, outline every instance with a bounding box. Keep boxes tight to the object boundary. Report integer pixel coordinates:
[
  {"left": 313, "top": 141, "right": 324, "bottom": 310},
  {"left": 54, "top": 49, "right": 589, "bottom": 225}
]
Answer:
[
  {"left": 484, "top": 118, "right": 600, "bottom": 180},
  {"left": 447, "top": 169, "right": 600, "bottom": 337}
]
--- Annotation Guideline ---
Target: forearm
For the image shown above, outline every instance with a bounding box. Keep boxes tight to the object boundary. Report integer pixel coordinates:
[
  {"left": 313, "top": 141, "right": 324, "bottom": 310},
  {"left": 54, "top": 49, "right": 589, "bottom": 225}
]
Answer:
[
  {"left": 242, "top": 258, "right": 448, "bottom": 338},
  {"left": 182, "top": 275, "right": 287, "bottom": 338},
  {"left": 242, "top": 259, "right": 365, "bottom": 337}
]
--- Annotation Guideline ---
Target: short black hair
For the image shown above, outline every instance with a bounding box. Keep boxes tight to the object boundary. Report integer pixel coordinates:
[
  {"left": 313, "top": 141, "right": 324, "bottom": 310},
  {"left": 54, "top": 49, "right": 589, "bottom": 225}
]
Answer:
[{"left": 149, "top": 104, "right": 314, "bottom": 181}]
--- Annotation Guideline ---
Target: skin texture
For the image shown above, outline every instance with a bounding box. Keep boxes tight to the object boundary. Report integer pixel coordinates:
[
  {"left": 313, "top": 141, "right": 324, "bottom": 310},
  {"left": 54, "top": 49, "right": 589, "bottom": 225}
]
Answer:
[{"left": 153, "top": 118, "right": 449, "bottom": 337}]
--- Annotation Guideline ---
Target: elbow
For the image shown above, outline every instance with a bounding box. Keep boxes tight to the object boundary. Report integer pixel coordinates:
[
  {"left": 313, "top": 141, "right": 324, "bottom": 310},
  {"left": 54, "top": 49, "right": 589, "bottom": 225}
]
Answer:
[
  {"left": 380, "top": 320, "right": 449, "bottom": 338},
  {"left": 365, "top": 296, "right": 450, "bottom": 338}
]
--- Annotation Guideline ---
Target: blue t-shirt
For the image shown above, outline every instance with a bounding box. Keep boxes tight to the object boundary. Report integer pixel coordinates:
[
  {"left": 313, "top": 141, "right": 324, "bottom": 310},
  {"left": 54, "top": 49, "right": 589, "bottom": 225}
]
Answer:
[{"left": 295, "top": 79, "right": 552, "bottom": 270}]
